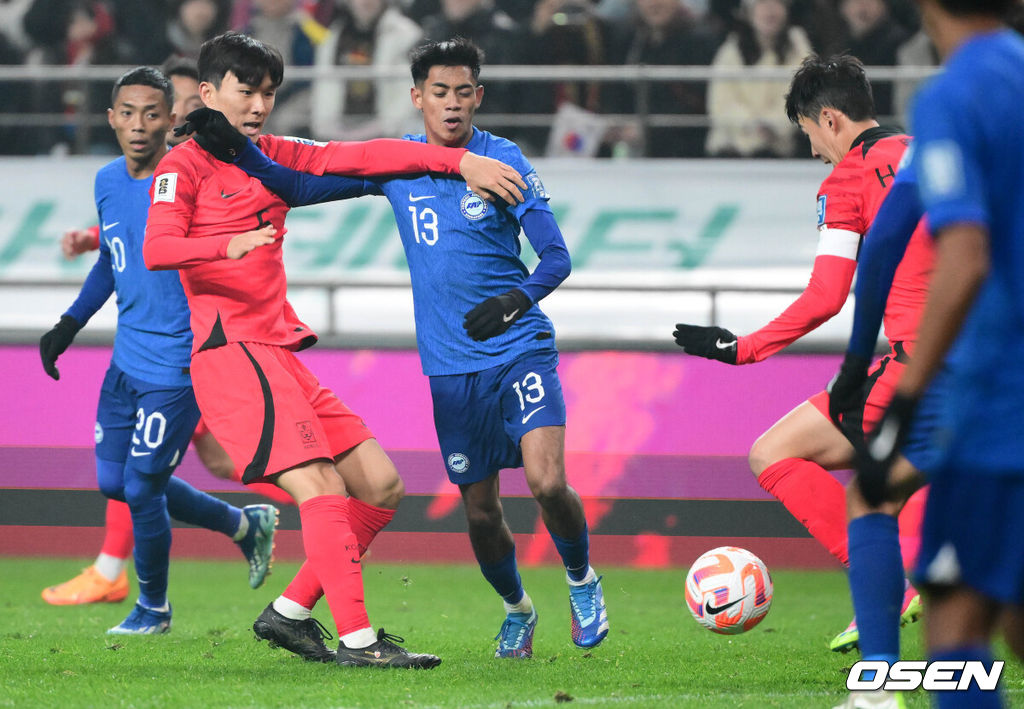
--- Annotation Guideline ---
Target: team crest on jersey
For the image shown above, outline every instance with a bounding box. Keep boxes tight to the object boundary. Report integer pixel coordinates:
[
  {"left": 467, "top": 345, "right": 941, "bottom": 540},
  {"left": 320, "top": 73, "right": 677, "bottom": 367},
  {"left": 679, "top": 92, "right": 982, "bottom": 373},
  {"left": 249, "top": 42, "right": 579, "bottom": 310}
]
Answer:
[
  {"left": 816, "top": 195, "right": 827, "bottom": 227},
  {"left": 460, "top": 192, "right": 488, "bottom": 220},
  {"left": 153, "top": 173, "right": 177, "bottom": 204},
  {"left": 95, "top": 422, "right": 104, "bottom": 444},
  {"left": 297, "top": 420, "right": 318, "bottom": 448},
  {"left": 447, "top": 453, "right": 470, "bottom": 474}
]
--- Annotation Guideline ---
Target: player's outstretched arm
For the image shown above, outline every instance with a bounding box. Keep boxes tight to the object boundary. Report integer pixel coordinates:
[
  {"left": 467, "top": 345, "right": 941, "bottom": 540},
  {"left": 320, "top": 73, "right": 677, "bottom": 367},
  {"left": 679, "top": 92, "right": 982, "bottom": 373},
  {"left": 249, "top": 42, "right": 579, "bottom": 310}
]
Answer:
[{"left": 234, "top": 140, "right": 375, "bottom": 207}]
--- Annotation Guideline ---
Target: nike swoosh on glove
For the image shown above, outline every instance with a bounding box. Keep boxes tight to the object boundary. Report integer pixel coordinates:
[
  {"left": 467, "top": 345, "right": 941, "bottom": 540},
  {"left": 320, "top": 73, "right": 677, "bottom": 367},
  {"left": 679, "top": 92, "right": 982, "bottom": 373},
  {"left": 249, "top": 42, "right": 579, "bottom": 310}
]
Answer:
[
  {"left": 175, "top": 107, "right": 248, "bottom": 162},
  {"left": 672, "top": 324, "right": 738, "bottom": 364},
  {"left": 854, "top": 393, "right": 917, "bottom": 507},
  {"left": 463, "top": 288, "right": 532, "bottom": 342}
]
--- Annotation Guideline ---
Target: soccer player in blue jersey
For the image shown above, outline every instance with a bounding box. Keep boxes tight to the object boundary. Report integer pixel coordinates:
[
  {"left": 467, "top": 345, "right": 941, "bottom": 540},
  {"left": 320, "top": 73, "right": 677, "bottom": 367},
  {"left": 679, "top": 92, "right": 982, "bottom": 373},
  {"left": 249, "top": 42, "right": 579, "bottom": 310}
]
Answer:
[
  {"left": 189, "top": 37, "right": 609, "bottom": 658},
  {"left": 39, "top": 67, "right": 279, "bottom": 634},
  {"left": 854, "top": 1, "right": 1024, "bottom": 706}
]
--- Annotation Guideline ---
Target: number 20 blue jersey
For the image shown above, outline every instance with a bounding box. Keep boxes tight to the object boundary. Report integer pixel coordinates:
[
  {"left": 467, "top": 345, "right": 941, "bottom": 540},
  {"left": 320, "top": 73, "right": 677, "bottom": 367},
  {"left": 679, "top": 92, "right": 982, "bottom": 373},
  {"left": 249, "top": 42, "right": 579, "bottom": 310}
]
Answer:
[{"left": 66, "top": 156, "right": 193, "bottom": 387}]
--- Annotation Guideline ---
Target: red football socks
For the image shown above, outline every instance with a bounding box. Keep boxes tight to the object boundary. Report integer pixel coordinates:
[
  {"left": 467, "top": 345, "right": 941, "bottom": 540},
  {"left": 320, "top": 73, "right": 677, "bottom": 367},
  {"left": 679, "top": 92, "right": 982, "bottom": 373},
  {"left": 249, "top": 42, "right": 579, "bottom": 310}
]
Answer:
[
  {"left": 297, "top": 495, "right": 370, "bottom": 635},
  {"left": 347, "top": 497, "right": 395, "bottom": 558},
  {"left": 758, "top": 458, "right": 849, "bottom": 566},
  {"left": 100, "top": 499, "right": 134, "bottom": 559}
]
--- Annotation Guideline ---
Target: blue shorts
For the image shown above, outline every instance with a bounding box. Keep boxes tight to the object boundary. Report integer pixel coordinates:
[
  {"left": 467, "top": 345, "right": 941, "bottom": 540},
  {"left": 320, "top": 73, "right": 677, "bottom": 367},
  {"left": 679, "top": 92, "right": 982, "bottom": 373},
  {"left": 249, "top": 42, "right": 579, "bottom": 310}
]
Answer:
[
  {"left": 914, "top": 472, "right": 1024, "bottom": 604},
  {"left": 900, "top": 365, "right": 951, "bottom": 476},
  {"left": 95, "top": 362, "right": 201, "bottom": 476},
  {"left": 429, "top": 349, "right": 566, "bottom": 484}
]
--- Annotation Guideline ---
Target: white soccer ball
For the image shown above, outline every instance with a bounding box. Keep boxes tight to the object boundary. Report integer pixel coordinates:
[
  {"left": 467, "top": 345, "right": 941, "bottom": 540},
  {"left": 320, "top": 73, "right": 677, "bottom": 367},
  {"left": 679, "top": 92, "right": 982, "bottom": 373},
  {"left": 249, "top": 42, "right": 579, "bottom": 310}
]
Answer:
[{"left": 684, "top": 546, "right": 773, "bottom": 635}]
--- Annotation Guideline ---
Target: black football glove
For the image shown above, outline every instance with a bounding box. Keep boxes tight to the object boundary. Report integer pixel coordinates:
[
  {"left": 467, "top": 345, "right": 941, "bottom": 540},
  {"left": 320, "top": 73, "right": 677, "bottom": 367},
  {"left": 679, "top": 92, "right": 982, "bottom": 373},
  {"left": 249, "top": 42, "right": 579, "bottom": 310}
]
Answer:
[
  {"left": 463, "top": 288, "right": 532, "bottom": 342},
  {"left": 827, "top": 352, "right": 871, "bottom": 429},
  {"left": 39, "top": 315, "right": 81, "bottom": 380},
  {"left": 854, "top": 392, "right": 917, "bottom": 507},
  {"left": 672, "top": 324, "right": 738, "bottom": 364},
  {"left": 175, "top": 107, "right": 248, "bottom": 162}
]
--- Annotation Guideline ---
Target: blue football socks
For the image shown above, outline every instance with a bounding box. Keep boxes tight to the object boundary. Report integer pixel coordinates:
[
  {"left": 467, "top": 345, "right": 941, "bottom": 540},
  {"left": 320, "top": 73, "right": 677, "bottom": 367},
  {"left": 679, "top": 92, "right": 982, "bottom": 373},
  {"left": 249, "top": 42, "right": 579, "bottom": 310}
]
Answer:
[
  {"left": 849, "top": 514, "right": 902, "bottom": 669},
  {"left": 479, "top": 547, "right": 525, "bottom": 605}
]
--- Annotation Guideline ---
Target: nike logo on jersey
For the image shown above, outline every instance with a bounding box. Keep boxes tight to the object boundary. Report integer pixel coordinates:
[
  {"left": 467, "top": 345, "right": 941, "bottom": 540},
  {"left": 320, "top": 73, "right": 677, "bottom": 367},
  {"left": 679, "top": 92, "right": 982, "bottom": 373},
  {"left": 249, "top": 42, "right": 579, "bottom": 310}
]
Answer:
[
  {"left": 521, "top": 406, "right": 546, "bottom": 424},
  {"left": 409, "top": 193, "right": 436, "bottom": 202},
  {"left": 715, "top": 338, "right": 736, "bottom": 350},
  {"left": 704, "top": 596, "right": 745, "bottom": 615},
  {"left": 102, "top": 221, "right": 120, "bottom": 231},
  {"left": 502, "top": 309, "right": 520, "bottom": 323},
  {"left": 129, "top": 448, "right": 151, "bottom": 457},
  {"left": 220, "top": 189, "right": 243, "bottom": 199}
]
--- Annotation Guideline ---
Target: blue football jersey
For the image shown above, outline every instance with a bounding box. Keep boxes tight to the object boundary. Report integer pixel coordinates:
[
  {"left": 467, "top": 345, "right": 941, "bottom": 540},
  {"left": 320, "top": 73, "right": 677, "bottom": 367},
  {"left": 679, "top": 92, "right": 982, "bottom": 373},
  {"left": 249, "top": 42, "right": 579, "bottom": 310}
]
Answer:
[
  {"left": 367, "top": 128, "right": 557, "bottom": 375},
  {"left": 909, "top": 29, "right": 1024, "bottom": 474},
  {"left": 76, "top": 157, "right": 193, "bottom": 386}
]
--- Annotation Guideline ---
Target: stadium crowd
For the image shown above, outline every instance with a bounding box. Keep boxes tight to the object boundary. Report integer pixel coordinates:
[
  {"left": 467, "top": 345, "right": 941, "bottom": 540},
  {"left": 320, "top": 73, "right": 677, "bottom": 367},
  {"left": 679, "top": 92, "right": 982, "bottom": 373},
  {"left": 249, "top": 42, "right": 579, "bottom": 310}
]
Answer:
[{"left": 0, "top": 0, "right": 932, "bottom": 157}]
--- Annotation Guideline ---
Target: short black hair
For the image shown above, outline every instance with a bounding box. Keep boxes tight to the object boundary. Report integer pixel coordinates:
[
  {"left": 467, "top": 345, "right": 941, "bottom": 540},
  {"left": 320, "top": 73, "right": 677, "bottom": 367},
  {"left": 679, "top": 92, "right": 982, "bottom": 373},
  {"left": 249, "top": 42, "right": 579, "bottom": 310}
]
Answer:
[
  {"left": 111, "top": 66, "right": 173, "bottom": 110},
  {"left": 933, "top": 0, "right": 1018, "bottom": 16},
  {"left": 410, "top": 37, "right": 484, "bottom": 85},
  {"left": 197, "top": 32, "right": 284, "bottom": 89},
  {"left": 784, "top": 54, "right": 876, "bottom": 124},
  {"left": 161, "top": 56, "right": 199, "bottom": 83}
]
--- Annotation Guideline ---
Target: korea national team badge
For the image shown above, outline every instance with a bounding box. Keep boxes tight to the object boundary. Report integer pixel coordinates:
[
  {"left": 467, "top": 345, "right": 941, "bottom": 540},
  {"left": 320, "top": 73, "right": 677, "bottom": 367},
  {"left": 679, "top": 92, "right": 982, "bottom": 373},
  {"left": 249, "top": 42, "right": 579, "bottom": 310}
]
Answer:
[
  {"left": 460, "top": 192, "right": 488, "bottom": 221},
  {"left": 447, "top": 453, "right": 470, "bottom": 474},
  {"left": 816, "top": 195, "right": 827, "bottom": 228}
]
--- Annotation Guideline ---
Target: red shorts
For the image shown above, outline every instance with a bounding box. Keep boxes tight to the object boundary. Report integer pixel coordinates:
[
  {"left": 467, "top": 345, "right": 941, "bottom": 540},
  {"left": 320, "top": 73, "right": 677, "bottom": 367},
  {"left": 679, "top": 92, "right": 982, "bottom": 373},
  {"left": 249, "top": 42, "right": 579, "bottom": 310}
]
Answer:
[
  {"left": 191, "top": 342, "right": 373, "bottom": 483},
  {"left": 809, "top": 341, "right": 912, "bottom": 434}
]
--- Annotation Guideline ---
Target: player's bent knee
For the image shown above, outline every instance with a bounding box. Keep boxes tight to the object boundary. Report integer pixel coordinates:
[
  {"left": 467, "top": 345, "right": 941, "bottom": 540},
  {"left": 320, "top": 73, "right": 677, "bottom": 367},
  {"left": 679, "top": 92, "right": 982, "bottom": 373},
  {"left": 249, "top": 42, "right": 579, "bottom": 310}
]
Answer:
[
  {"left": 464, "top": 501, "right": 504, "bottom": 532},
  {"left": 748, "top": 435, "right": 774, "bottom": 477}
]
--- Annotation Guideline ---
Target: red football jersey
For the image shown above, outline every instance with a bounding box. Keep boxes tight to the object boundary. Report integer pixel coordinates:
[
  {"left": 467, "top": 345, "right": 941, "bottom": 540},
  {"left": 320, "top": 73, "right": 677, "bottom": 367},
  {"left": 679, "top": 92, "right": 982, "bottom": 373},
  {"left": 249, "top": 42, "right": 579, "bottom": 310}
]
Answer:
[
  {"left": 143, "top": 135, "right": 465, "bottom": 353},
  {"left": 737, "top": 127, "right": 933, "bottom": 363}
]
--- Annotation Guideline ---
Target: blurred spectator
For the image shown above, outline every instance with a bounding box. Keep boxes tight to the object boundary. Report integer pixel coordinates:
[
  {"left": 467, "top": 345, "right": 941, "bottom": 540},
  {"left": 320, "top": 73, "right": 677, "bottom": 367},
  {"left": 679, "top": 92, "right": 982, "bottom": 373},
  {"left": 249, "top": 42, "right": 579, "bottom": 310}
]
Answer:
[
  {"left": 0, "top": 0, "right": 32, "bottom": 154},
  {"left": 310, "top": 0, "right": 421, "bottom": 140},
  {"left": 420, "top": 0, "right": 520, "bottom": 113},
  {"left": 108, "top": 1, "right": 172, "bottom": 64},
  {"left": 516, "top": 0, "right": 618, "bottom": 154},
  {"left": 165, "top": 0, "right": 230, "bottom": 60},
  {"left": 404, "top": 0, "right": 532, "bottom": 27},
  {"left": 834, "top": 0, "right": 906, "bottom": 118},
  {"left": 242, "top": 0, "right": 319, "bottom": 135},
  {"left": 705, "top": 0, "right": 811, "bottom": 158},
  {"left": 605, "top": 0, "right": 719, "bottom": 157},
  {"left": 23, "top": 0, "right": 122, "bottom": 153},
  {"left": 892, "top": 28, "right": 936, "bottom": 127}
]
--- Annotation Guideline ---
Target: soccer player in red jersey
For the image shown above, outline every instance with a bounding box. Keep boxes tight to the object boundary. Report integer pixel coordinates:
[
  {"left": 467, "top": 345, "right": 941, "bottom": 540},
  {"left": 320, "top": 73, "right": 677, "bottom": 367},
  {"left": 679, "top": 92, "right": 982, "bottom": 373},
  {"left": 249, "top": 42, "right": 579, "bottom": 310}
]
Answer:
[
  {"left": 43, "top": 58, "right": 290, "bottom": 608},
  {"left": 673, "top": 54, "right": 932, "bottom": 650},
  {"left": 143, "top": 32, "right": 525, "bottom": 668}
]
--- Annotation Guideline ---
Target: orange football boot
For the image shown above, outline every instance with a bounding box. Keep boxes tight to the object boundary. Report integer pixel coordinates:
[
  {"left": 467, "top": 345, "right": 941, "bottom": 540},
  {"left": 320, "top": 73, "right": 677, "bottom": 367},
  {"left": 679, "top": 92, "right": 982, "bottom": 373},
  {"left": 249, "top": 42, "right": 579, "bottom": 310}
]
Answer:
[{"left": 41, "top": 566, "right": 130, "bottom": 605}]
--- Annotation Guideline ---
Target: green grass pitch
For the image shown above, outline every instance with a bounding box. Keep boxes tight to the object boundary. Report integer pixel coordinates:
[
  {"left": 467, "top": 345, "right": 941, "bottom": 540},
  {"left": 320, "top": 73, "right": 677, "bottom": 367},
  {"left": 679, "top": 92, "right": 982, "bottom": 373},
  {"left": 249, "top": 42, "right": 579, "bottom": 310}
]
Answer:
[{"left": 2, "top": 558, "right": 1020, "bottom": 708}]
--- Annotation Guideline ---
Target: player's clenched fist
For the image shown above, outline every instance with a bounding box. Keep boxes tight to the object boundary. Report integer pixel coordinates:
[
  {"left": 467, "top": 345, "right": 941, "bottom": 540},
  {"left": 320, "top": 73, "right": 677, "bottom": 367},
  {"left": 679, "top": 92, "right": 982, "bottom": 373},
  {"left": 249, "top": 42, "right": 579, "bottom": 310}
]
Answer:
[
  {"left": 673, "top": 323, "right": 738, "bottom": 364},
  {"left": 464, "top": 288, "right": 532, "bottom": 341},
  {"left": 61, "top": 228, "right": 98, "bottom": 259},
  {"left": 459, "top": 152, "right": 526, "bottom": 206},
  {"left": 227, "top": 224, "right": 277, "bottom": 259}
]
